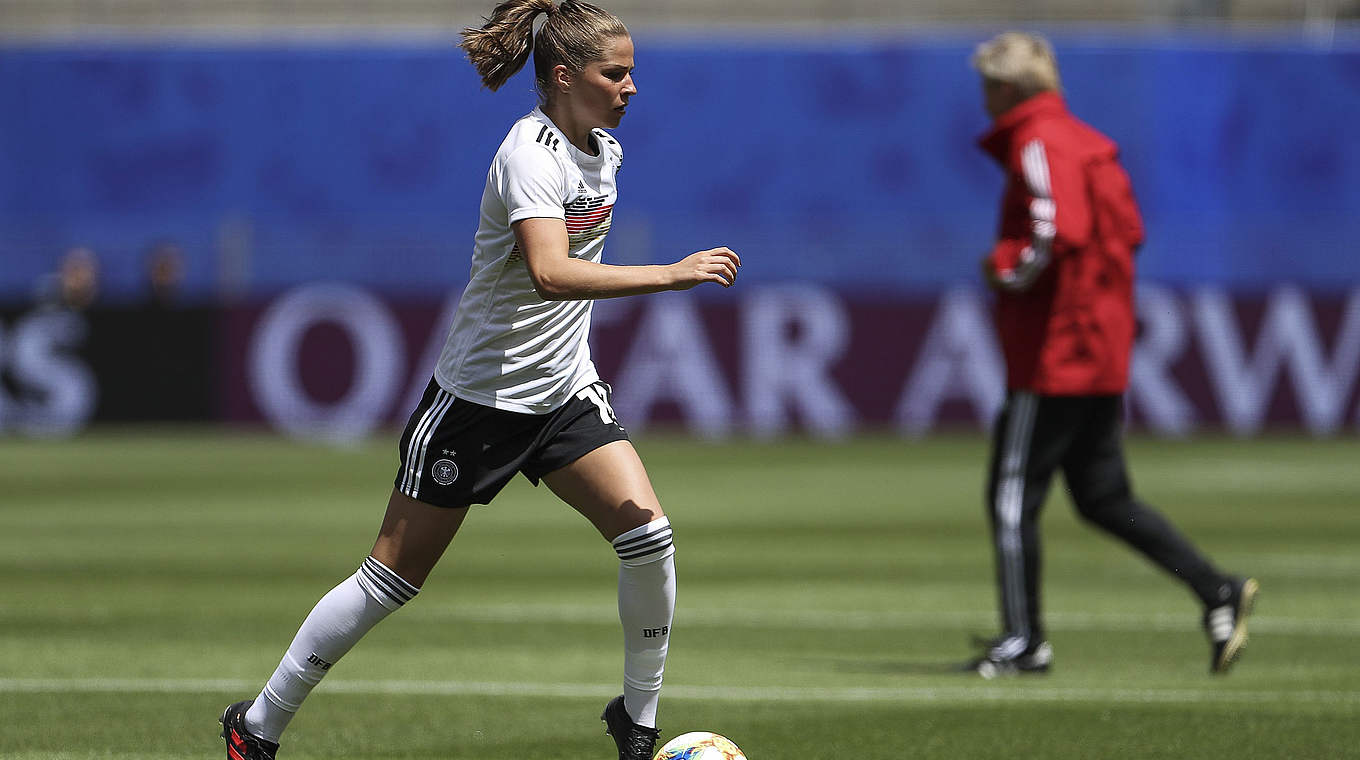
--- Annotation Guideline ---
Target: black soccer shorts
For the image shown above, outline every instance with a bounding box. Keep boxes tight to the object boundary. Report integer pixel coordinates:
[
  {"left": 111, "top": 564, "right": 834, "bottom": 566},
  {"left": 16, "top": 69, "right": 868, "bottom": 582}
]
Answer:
[{"left": 394, "top": 377, "right": 629, "bottom": 509}]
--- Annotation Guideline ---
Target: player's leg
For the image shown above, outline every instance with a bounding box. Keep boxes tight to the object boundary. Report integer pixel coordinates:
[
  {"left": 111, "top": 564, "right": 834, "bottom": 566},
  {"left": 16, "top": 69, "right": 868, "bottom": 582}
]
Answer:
[
  {"left": 369, "top": 488, "right": 470, "bottom": 586},
  {"left": 1062, "top": 395, "right": 1257, "bottom": 672},
  {"left": 223, "top": 381, "right": 511, "bottom": 758},
  {"left": 524, "top": 385, "right": 669, "bottom": 758},
  {"left": 542, "top": 439, "right": 671, "bottom": 759},
  {"left": 1062, "top": 395, "right": 1234, "bottom": 602},
  {"left": 544, "top": 438, "right": 665, "bottom": 541},
  {"left": 538, "top": 440, "right": 671, "bottom": 734},
  {"left": 224, "top": 490, "right": 465, "bottom": 757},
  {"left": 978, "top": 392, "right": 1072, "bottom": 674}
]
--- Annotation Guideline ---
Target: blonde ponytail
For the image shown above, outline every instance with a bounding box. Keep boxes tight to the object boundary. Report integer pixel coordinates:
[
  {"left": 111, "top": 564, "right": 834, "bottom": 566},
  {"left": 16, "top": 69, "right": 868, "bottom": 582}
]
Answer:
[
  {"left": 461, "top": 0, "right": 628, "bottom": 103},
  {"left": 460, "top": 0, "right": 556, "bottom": 92}
]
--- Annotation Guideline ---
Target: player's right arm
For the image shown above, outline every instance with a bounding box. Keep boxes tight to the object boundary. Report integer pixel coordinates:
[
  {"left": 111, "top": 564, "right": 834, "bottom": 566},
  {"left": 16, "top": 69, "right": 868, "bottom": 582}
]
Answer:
[
  {"left": 516, "top": 217, "right": 739, "bottom": 301},
  {"left": 985, "top": 135, "right": 1093, "bottom": 293},
  {"left": 981, "top": 237, "right": 1031, "bottom": 292}
]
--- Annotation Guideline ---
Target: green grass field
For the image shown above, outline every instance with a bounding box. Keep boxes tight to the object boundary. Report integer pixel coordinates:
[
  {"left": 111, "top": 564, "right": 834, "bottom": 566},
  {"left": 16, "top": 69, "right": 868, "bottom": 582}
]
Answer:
[{"left": 2, "top": 429, "right": 1357, "bottom": 759}]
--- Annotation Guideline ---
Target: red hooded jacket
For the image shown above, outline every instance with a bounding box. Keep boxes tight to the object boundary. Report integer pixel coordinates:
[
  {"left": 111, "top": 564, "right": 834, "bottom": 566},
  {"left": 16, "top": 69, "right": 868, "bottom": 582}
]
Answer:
[{"left": 979, "top": 91, "right": 1145, "bottom": 396}]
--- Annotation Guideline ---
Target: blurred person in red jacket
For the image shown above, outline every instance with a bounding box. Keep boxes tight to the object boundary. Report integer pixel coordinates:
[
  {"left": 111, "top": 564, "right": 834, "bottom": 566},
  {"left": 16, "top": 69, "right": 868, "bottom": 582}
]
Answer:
[{"left": 967, "top": 31, "right": 1257, "bottom": 678}]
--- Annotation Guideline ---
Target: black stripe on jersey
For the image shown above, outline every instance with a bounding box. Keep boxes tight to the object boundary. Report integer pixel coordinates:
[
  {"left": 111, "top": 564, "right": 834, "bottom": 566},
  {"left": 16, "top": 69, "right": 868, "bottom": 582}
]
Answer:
[
  {"left": 566, "top": 195, "right": 607, "bottom": 210},
  {"left": 535, "top": 125, "right": 560, "bottom": 151}
]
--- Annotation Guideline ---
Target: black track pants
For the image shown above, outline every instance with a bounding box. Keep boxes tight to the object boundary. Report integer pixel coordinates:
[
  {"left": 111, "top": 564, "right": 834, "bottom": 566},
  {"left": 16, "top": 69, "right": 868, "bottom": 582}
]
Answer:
[{"left": 985, "top": 392, "right": 1228, "bottom": 645}]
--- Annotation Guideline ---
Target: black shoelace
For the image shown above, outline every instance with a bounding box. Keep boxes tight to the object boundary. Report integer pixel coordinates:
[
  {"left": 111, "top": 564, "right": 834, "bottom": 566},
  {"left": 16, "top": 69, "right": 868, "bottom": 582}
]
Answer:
[{"left": 625, "top": 726, "right": 661, "bottom": 759}]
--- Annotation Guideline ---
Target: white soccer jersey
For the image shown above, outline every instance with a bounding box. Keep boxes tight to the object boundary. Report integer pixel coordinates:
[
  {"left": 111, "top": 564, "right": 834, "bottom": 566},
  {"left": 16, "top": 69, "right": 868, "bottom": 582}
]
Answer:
[{"left": 435, "top": 108, "right": 623, "bottom": 414}]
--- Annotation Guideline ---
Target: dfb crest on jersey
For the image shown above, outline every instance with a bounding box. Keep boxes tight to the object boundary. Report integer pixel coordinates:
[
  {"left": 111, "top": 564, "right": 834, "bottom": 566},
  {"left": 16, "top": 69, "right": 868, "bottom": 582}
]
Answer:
[{"left": 431, "top": 459, "right": 459, "bottom": 486}]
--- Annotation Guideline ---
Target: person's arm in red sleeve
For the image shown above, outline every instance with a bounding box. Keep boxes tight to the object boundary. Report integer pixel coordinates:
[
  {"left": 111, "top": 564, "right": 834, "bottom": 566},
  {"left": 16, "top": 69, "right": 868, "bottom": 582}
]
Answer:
[{"left": 991, "top": 137, "right": 1091, "bottom": 292}]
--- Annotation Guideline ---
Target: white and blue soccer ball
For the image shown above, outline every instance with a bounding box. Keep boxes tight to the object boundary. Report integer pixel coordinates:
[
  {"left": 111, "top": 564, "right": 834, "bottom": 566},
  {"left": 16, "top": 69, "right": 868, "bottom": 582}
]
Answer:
[{"left": 653, "top": 731, "right": 747, "bottom": 760}]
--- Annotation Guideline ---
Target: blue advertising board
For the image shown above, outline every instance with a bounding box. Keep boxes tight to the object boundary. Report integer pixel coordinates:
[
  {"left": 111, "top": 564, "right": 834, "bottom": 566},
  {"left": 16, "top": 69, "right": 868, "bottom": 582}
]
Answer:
[{"left": 2, "top": 31, "right": 1357, "bottom": 303}]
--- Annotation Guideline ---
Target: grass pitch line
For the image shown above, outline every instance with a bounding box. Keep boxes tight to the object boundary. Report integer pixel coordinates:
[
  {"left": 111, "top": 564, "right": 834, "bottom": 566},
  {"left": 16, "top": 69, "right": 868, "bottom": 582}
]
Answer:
[
  {"left": 2, "top": 678, "right": 1357, "bottom": 707},
  {"left": 413, "top": 603, "right": 1360, "bottom": 636}
]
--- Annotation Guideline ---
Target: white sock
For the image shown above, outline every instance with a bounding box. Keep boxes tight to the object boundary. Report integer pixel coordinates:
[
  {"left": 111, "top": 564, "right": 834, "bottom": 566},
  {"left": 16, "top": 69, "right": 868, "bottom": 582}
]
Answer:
[
  {"left": 244, "top": 556, "right": 419, "bottom": 742},
  {"left": 613, "top": 517, "right": 676, "bottom": 729}
]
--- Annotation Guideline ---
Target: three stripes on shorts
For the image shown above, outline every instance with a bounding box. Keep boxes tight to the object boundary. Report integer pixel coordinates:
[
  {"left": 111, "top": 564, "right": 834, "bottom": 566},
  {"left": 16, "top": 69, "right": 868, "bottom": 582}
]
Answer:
[{"left": 400, "top": 387, "right": 457, "bottom": 500}]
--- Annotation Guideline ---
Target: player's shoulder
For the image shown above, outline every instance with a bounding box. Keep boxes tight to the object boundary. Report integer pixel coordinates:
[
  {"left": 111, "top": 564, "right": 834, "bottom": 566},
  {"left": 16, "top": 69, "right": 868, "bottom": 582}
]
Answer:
[
  {"left": 499, "top": 111, "right": 564, "bottom": 155},
  {"left": 591, "top": 128, "right": 624, "bottom": 169},
  {"left": 1015, "top": 111, "right": 1112, "bottom": 159},
  {"left": 495, "top": 111, "right": 573, "bottom": 180}
]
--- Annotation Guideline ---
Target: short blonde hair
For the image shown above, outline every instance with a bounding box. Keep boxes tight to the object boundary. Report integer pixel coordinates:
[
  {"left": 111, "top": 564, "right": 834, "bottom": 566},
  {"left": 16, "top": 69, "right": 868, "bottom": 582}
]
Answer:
[{"left": 971, "top": 31, "right": 1061, "bottom": 96}]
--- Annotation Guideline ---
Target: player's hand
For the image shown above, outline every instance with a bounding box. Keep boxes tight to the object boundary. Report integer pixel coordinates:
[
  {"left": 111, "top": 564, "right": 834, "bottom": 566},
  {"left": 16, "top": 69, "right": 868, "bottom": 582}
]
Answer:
[{"left": 668, "top": 247, "right": 741, "bottom": 290}]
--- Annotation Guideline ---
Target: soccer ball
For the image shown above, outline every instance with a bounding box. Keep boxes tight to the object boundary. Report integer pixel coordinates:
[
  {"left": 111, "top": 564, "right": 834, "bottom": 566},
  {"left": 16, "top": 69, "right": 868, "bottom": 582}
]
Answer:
[{"left": 653, "top": 731, "right": 747, "bottom": 760}]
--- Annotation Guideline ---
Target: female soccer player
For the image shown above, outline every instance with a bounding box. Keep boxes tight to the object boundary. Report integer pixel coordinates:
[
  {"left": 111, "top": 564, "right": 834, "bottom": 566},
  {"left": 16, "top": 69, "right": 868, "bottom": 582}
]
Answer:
[{"left": 220, "top": 3, "right": 739, "bottom": 758}]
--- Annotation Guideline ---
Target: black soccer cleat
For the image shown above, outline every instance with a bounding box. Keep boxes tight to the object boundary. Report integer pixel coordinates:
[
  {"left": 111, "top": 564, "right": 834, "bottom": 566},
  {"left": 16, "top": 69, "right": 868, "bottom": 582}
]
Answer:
[
  {"left": 964, "top": 637, "right": 1053, "bottom": 679},
  {"left": 220, "top": 700, "right": 280, "bottom": 760},
  {"left": 1204, "top": 576, "right": 1259, "bottom": 674},
  {"left": 601, "top": 694, "right": 661, "bottom": 760}
]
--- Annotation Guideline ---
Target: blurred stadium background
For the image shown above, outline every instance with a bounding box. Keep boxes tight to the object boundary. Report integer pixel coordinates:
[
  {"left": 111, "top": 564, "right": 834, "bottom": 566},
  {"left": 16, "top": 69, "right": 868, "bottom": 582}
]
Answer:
[
  {"left": 2, "top": 0, "right": 1359, "bottom": 440},
  {"left": 2, "top": 2, "right": 1359, "bottom": 759}
]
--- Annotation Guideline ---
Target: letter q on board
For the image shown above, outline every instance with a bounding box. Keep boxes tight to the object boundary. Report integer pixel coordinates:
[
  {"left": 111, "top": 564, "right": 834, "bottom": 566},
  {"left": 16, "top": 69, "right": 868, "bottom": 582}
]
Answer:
[{"left": 248, "top": 283, "right": 405, "bottom": 442}]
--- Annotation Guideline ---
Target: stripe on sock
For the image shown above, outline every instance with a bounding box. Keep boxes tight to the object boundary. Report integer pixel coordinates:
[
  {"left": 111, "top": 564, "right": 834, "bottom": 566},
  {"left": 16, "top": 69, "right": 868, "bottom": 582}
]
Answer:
[
  {"left": 358, "top": 556, "right": 419, "bottom": 608},
  {"left": 613, "top": 517, "right": 674, "bottom": 563}
]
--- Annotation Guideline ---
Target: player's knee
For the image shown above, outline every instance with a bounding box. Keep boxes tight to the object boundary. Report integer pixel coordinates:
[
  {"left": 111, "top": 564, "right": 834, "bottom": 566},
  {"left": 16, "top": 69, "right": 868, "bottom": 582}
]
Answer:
[
  {"left": 1073, "top": 489, "right": 1132, "bottom": 527},
  {"left": 355, "top": 556, "right": 421, "bottom": 611},
  {"left": 612, "top": 516, "right": 675, "bottom": 566}
]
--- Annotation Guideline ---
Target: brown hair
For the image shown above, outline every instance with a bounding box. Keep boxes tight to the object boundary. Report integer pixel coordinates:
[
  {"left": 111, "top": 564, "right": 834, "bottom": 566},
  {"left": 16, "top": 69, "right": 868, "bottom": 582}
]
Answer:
[{"left": 460, "top": 0, "right": 628, "bottom": 102}]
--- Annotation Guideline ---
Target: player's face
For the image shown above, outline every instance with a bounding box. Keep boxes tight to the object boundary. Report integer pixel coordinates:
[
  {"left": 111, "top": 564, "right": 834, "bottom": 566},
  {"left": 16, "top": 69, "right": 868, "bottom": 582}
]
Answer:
[{"left": 574, "top": 35, "right": 636, "bottom": 129}]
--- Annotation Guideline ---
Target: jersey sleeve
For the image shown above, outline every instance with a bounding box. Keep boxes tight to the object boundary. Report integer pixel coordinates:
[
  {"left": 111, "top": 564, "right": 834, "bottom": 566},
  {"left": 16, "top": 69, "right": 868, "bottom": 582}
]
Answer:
[
  {"left": 1015, "top": 138, "right": 1092, "bottom": 255},
  {"left": 501, "top": 144, "right": 568, "bottom": 223},
  {"left": 989, "top": 137, "right": 1094, "bottom": 291}
]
